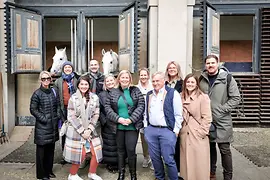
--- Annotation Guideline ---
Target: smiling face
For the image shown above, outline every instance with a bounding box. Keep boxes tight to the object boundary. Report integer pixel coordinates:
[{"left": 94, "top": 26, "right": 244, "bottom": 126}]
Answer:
[
  {"left": 105, "top": 76, "right": 115, "bottom": 89},
  {"left": 205, "top": 57, "right": 219, "bottom": 75},
  {"left": 167, "top": 63, "right": 178, "bottom": 79},
  {"left": 139, "top": 70, "right": 149, "bottom": 84},
  {"left": 40, "top": 73, "right": 51, "bottom": 88},
  {"left": 78, "top": 79, "right": 90, "bottom": 95},
  {"left": 152, "top": 73, "right": 165, "bottom": 92},
  {"left": 119, "top": 73, "right": 130, "bottom": 89},
  {"left": 186, "top": 77, "right": 197, "bottom": 93},
  {"left": 89, "top": 60, "right": 99, "bottom": 73},
  {"left": 63, "top": 65, "right": 73, "bottom": 75}
]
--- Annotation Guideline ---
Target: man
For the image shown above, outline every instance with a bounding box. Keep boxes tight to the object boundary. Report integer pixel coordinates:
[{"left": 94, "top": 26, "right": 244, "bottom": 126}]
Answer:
[
  {"left": 144, "top": 72, "right": 183, "bottom": 180},
  {"left": 86, "top": 59, "right": 104, "bottom": 95},
  {"left": 199, "top": 54, "right": 240, "bottom": 180}
]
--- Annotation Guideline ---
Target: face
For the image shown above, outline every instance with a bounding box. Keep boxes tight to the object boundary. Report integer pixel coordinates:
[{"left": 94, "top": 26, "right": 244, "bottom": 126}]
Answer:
[
  {"left": 105, "top": 76, "right": 115, "bottom": 89},
  {"left": 152, "top": 74, "right": 165, "bottom": 92},
  {"left": 167, "top": 63, "right": 178, "bottom": 78},
  {"left": 119, "top": 73, "right": 130, "bottom": 88},
  {"left": 78, "top": 79, "right": 90, "bottom": 94},
  {"left": 89, "top": 60, "right": 99, "bottom": 73},
  {"left": 139, "top": 70, "right": 149, "bottom": 84},
  {"left": 63, "top": 65, "right": 73, "bottom": 75},
  {"left": 205, "top": 58, "right": 219, "bottom": 75},
  {"left": 186, "top": 77, "right": 197, "bottom": 93},
  {"left": 40, "top": 73, "right": 51, "bottom": 88}
]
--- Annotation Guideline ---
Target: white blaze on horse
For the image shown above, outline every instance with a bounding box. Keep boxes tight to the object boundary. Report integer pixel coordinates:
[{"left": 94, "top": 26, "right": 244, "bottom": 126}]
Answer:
[
  {"left": 102, "top": 49, "right": 119, "bottom": 75},
  {"left": 50, "top": 46, "right": 68, "bottom": 74}
]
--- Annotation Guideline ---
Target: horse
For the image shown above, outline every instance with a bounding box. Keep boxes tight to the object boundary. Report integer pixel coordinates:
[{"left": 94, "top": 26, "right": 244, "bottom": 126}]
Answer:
[
  {"left": 102, "top": 49, "right": 119, "bottom": 75},
  {"left": 50, "top": 46, "right": 68, "bottom": 74}
]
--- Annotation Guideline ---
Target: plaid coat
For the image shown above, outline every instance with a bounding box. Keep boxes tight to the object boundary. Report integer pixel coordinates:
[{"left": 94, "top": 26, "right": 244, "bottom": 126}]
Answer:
[{"left": 63, "top": 91, "right": 100, "bottom": 164}]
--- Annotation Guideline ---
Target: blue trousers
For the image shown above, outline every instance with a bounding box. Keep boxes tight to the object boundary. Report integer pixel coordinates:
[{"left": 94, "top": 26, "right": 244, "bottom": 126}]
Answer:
[{"left": 144, "top": 126, "right": 178, "bottom": 180}]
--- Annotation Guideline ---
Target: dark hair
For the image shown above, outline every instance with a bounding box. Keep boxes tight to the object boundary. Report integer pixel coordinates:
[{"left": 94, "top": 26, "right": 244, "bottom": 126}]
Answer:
[
  {"left": 204, "top": 54, "right": 219, "bottom": 63},
  {"left": 77, "top": 75, "right": 91, "bottom": 103},
  {"left": 182, "top": 73, "right": 203, "bottom": 100}
]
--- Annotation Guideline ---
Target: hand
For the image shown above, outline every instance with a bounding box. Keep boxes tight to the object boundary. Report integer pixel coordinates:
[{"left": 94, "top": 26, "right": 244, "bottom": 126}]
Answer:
[
  {"left": 124, "top": 119, "right": 132, "bottom": 125},
  {"left": 118, "top": 117, "right": 127, "bottom": 125},
  {"left": 82, "top": 129, "right": 91, "bottom": 139},
  {"left": 175, "top": 133, "right": 179, "bottom": 137}
]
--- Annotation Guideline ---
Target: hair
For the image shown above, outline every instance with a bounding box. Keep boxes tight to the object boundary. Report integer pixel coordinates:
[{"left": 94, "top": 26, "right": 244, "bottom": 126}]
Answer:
[
  {"left": 204, "top": 54, "right": 219, "bottom": 63},
  {"left": 182, "top": 73, "right": 203, "bottom": 101},
  {"left": 151, "top": 71, "right": 165, "bottom": 80},
  {"left": 39, "top": 71, "right": 51, "bottom": 81},
  {"left": 116, "top": 70, "right": 133, "bottom": 88},
  {"left": 165, "top": 61, "right": 183, "bottom": 82},
  {"left": 103, "top": 74, "right": 116, "bottom": 90},
  {"left": 76, "top": 75, "right": 91, "bottom": 103}
]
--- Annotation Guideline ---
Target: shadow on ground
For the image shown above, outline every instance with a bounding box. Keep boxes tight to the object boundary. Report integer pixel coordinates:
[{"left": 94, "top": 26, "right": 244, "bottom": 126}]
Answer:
[
  {"left": 232, "top": 128, "right": 270, "bottom": 167},
  {"left": 0, "top": 131, "right": 62, "bottom": 163}
]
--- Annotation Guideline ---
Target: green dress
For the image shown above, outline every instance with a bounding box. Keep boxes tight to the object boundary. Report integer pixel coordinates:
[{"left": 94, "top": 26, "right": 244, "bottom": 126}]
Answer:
[{"left": 117, "top": 88, "right": 136, "bottom": 130}]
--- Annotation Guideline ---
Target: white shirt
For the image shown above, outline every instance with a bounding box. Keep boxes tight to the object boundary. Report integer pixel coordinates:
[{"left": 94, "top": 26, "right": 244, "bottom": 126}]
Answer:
[{"left": 148, "top": 86, "right": 183, "bottom": 134}]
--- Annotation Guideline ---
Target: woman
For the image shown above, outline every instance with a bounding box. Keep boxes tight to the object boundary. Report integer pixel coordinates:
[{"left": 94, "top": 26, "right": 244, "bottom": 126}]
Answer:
[
  {"left": 63, "top": 76, "right": 103, "bottom": 180},
  {"left": 180, "top": 73, "right": 212, "bottom": 180},
  {"left": 54, "top": 61, "right": 79, "bottom": 165},
  {"left": 165, "top": 61, "right": 183, "bottom": 176},
  {"left": 30, "top": 71, "right": 60, "bottom": 180},
  {"left": 136, "top": 68, "right": 153, "bottom": 170},
  {"left": 98, "top": 74, "right": 118, "bottom": 173},
  {"left": 105, "top": 70, "right": 145, "bottom": 180}
]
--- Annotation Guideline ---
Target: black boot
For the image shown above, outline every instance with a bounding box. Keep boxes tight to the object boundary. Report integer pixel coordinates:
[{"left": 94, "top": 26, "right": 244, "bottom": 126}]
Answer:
[
  {"left": 129, "top": 155, "right": 137, "bottom": 180},
  {"left": 117, "top": 153, "right": 126, "bottom": 180},
  {"left": 118, "top": 168, "right": 125, "bottom": 180}
]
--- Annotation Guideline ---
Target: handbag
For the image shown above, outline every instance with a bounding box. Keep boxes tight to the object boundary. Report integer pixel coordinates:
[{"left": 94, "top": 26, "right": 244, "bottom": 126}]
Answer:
[
  {"left": 209, "top": 122, "right": 217, "bottom": 141},
  {"left": 60, "top": 120, "right": 68, "bottom": 136}
]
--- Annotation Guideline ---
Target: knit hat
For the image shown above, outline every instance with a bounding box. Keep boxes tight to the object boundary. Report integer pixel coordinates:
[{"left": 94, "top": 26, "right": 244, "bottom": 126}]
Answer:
[{"left": 62, "top": 61, "right": 74, "bottom": 71}]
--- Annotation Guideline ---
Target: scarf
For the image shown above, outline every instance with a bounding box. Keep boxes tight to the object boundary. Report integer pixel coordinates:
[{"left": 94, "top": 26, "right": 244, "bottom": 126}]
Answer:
[
  {"left": 137, "top": 80, "right": 153, "bottom": 97},
  {"left": 75, "top": 90, "right": 90, "bottom": 130},
  {"left": 62, "top": 72, "right": 76, "bottom": 95},
  {"left": 89, "top": 71, "right": 102, "bottom": 93}
]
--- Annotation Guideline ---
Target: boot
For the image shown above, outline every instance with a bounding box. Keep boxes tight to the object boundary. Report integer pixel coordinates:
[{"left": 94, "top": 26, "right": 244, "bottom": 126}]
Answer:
[
  {"left": 117, "top": 153, "right": 126, "bottom": 180},
  {"left": 128, "top": 155, "right": 137, "bottom": 180},
  {"left": 117, "top": 168, "right": 125, "bottom": 180}
]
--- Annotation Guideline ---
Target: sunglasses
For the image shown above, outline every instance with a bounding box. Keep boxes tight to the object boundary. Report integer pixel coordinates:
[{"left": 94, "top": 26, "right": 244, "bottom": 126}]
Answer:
[{"left": 41, "top": 77, "right": 51, "bottom": 82}]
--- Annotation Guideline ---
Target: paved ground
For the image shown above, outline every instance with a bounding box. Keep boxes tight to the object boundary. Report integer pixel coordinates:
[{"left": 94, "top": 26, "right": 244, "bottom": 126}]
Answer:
[{"left": 0, "top": 127, "right": 270, "bottom": 180}]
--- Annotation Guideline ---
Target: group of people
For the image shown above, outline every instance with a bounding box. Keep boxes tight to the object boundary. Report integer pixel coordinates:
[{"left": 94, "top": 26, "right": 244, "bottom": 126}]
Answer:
[{"left": 30, "top": 54, "right": 240, "bottom": 180}]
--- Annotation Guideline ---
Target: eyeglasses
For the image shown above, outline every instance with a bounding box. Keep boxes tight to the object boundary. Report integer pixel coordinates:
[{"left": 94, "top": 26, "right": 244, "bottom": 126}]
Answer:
[{"left": 41, "top": 77, "right": 51, "bottom": 82}]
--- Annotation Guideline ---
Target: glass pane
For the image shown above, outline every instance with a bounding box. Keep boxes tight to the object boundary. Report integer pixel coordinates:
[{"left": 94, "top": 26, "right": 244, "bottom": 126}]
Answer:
[
  {"left": 16, "top": 14, "right": 22, "bottom": 48},
  {"left": 27, "top": 19, "right": 39, "bottom": 48},
  {"left": 127, "top": 13, "right": 131, "bottom": 49},
  {"left": 119, "top": 17, "right": 126, "bottom": 50}
]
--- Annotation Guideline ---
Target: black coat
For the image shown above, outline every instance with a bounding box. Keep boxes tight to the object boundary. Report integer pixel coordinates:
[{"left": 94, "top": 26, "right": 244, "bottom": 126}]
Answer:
[
  {"left": 105, "top": 86, "right": 145, "bottom": 134},
  {"left": 87, "top": 72, "right": 104, "bottom": 95},
  {"left": 98, "top": 90, "right": 118, "bottom": 164},
  {"left": 165, "top": 79, "right": 183, "bottom": 93},
  {"left": 30, "top": 86, "right": 60, "bottom": 145}
]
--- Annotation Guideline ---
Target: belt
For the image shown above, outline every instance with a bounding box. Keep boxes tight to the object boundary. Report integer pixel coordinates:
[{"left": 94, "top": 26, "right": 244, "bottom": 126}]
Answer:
[{"left": 150, "top": 124, "right": 167, "bottom": 128}]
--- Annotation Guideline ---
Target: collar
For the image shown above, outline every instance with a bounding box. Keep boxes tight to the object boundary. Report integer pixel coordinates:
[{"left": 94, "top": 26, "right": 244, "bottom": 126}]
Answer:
[{"left": 153, "top": 86, "right": 165, "bottom": 96}]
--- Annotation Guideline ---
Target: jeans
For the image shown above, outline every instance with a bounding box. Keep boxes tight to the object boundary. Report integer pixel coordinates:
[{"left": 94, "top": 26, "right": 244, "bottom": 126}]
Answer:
[
  {"left": 210, "top": 142, "right": 233, "bottom": 180},
  {"left": 145, "top": 126, "right": 178, "bottom": 180}
]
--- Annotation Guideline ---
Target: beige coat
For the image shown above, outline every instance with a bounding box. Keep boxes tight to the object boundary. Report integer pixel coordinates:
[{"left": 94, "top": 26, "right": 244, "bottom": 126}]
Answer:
[{"left": 180, "top": 93, "right": 212, "bottom": 180}]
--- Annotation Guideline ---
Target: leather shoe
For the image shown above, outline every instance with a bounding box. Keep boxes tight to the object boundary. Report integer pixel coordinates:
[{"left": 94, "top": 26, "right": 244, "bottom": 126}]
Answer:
[{"left": 49, "top": 172, "right": 56, "bottom": 178}]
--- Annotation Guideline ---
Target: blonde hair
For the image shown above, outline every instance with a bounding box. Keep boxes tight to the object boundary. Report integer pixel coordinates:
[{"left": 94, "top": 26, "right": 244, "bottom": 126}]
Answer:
[
  {"left": 103, "top": 74, "right": 116, "bottom": 90},
  {"left": 39, "top": 71, "right": 51, "bottom": 81},
  {"left": 138, "top": 67, "right": 150, "bottom": 76},
  {"left": 116, "top": 70, "right": 133, "bottom": 88},
  {"left": 165, "top": 61, "right": 183, "bottom": 82}
]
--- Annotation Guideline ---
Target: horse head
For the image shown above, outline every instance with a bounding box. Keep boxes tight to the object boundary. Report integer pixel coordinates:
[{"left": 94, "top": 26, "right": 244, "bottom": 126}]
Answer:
[
  {"left": 102, "top": 49, "right": 119, "bottom": 75},
  {"left": 50, "top": 46, "right": 68, "bottom": 74}
]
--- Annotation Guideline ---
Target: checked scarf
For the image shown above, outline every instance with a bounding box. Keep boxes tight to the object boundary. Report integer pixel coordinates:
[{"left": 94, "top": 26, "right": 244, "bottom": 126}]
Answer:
[{"left": 62, "top": 72, "right": 76, "bottom": 95}]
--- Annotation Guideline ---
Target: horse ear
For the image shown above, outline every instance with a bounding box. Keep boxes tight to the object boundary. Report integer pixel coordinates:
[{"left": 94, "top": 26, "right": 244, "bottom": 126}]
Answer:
[
  {"left": 55, "top": 46, "right": 58, "bottom": 53},
  {"left": 102, "top": 49, "right": 106, "bottom": 55},
  {"left": 63, "top": 47, "right": 66, "bottom": 52},
  {"left": 110, "top": 49, "right": 113, "bottom": 54}
]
